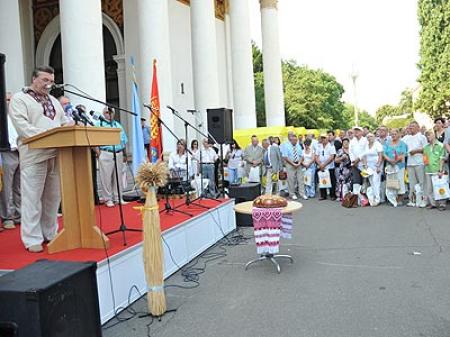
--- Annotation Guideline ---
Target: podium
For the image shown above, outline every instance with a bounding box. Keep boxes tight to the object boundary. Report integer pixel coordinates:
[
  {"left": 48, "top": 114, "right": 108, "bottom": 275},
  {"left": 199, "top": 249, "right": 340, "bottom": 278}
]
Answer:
[{"left": 23, "top": 126, "right": 121, "bottom": 253}]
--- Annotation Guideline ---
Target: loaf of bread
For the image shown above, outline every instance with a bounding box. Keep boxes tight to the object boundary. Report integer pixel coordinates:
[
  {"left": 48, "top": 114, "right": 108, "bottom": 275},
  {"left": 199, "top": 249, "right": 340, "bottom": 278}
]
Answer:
[{"left": 253, "top": 195, "right": 288, "bottom": 208}]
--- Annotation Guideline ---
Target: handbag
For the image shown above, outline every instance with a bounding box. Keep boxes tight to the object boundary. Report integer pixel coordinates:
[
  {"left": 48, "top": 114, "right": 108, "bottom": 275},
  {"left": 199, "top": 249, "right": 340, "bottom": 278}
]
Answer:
[
  {"left": 431, "top": 174, "right": 450, "bottom": 200},
  {"left": 278, "top": 170, "right": 287, "bottom": 181},
  {"left": 318, "top": 170, "right": 332, "bottom": 189},
  {"left": 386, "top": 173, "right": 400, "bottom": 190},
  {"left": 342, "top": 192, "right": 358, "bottom": 208},
  {"left": 385, "top": 165, "right": 400, "bottom": 190}
]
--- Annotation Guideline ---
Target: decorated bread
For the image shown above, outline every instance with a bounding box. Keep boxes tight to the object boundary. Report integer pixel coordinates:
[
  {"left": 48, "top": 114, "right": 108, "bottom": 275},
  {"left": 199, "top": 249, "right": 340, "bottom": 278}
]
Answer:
[{"left": 253, "top": 195, "right": 288, "bottom": 208}]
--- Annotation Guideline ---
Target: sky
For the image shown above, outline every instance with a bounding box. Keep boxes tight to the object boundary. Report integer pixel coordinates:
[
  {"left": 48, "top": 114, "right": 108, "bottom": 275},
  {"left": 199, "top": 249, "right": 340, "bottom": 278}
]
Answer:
[{"left": 248, "top": 0, "right": 420, "bottom": 115}]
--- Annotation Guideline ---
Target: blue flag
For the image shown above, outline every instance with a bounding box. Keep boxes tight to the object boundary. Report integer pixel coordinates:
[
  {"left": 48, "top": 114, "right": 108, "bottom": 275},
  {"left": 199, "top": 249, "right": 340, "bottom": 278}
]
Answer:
[{"left": 130, "top": 57, "right": 146, "bottom": 176}]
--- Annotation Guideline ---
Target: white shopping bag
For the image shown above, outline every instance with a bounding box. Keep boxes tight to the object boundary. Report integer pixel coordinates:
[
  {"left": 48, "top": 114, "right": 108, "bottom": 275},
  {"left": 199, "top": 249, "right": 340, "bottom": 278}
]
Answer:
[
  {"left": 304, "top": 169, "right": 313, "bottom": 186},
  {"left": 318, "top": 170, "right": 331, "bottom": 189},
  {"left": 432, "top": 174, "right": 450, "bottom": 200},
  {"left": 248, "top": 166, "right": 261, "bottom": 183}
]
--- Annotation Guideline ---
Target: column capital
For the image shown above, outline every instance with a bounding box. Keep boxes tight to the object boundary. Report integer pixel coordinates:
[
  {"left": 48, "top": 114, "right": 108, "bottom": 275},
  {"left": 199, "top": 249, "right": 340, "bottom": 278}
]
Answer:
[{"left": 260, "top": 0, "right": 278, "bottom": 10}]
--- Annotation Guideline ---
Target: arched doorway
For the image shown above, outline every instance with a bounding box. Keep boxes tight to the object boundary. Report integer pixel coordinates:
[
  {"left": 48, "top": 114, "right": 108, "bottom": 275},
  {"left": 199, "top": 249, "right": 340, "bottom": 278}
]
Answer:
[
  {"left": 48, "top": 25, "right": 119, "bottom": 109},
  {"left": 36, "top": 14, "right": 126, "bottom": 123}
]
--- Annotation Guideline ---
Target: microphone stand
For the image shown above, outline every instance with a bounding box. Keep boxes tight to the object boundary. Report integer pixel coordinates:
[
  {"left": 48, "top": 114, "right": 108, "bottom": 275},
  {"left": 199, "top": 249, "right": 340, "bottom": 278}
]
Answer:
[
  {"left": 169, "top": 108, "right": 222, "bottom": 203},
  {"left": 60, "top": 85, "right": 141, "bottom": 246}
]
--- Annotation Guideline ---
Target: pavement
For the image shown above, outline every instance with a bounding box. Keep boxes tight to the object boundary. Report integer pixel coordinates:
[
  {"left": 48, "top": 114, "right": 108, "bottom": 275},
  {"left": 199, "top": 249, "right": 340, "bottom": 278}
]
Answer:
[{"left": 103, "top": 200, "right": 450, "bottom": 337}]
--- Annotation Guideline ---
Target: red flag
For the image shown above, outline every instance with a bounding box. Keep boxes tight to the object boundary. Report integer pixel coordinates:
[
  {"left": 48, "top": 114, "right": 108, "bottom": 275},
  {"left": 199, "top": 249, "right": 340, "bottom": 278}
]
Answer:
[{"left": 150, "top": 59, "right": 163, "bottom": 162}]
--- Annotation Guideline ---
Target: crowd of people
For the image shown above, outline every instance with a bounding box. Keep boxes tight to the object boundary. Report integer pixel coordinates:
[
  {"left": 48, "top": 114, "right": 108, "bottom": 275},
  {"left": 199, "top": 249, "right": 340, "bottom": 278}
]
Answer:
[
  {"left": 217, "top": 121, "right": 450, "bottom": 211},
  {"left": 2, "top": 65, "right": 450, "bottom": 253}
]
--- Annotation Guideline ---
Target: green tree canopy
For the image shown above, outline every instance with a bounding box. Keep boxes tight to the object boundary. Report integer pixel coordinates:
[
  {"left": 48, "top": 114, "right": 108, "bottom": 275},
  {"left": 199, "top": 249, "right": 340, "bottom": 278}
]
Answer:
[
  {"left": 342, "top": 103, "right": 377, "bottom": 131},
  {"left": 417, "top": 0, "right": 450, "bottom": 117}
]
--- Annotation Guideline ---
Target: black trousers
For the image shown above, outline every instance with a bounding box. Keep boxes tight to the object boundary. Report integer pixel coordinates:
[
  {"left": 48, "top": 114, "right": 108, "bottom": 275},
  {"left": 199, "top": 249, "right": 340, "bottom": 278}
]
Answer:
[{"left": 319, "top": 168, "right": 336, "bottom": 199}]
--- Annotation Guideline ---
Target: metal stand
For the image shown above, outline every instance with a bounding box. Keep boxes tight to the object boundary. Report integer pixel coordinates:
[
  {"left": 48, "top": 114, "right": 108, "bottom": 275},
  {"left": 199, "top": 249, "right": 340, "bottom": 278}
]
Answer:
[
  {"left": 159, "top": 177, "right": 193, "bottom": 217},
  {"left": 105, "top": 143, "right": 142, "bottom": 244},
  {"left": 245, "top": 254, "right": 294, "bottom": 274}
]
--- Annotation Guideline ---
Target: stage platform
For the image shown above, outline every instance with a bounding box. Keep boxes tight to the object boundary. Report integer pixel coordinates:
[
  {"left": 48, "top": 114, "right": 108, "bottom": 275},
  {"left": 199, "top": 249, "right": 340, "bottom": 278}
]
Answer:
[{"left": 0, "top": 197, "right": 236, "bottom": 324}]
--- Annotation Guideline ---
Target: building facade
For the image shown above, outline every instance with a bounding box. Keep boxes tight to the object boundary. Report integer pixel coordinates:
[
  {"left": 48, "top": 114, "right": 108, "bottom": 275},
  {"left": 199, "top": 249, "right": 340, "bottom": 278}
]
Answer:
[{"left": 0, "top": 0, "right": 285, "bottom": 151}]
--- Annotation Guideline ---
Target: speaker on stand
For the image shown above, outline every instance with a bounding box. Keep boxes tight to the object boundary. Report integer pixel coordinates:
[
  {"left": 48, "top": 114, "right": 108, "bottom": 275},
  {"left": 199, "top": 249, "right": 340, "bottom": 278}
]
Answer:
[{"left": 207, "top": 108, "right": 234, "bottom": 197}]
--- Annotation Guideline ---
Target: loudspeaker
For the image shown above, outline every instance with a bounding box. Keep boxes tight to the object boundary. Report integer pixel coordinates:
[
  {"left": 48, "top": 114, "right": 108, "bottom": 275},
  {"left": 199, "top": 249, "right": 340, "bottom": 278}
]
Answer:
[
  {"left": 229, "top": 183, "right": 261, "bottom": 227},
  {"left": 207, "top": 108, "right": 233, "bottom": 144},
  {"left": 0, "top": 260, "right": 102, "bottom": 337}
]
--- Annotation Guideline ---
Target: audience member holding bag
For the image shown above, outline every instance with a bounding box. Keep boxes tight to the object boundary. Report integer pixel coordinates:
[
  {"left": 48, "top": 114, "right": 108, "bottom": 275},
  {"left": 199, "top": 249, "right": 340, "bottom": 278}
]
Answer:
[
  {"left": 281, "top": 131, "right": 307, "bottom": 200},
  {"left": 383, "top": 128, "right": 408, "bottom": 207},
  {"left": 243, "top": 135, "right": 263, "bottom": 183},
  {"left": 423, "top": 130, "right": 447, "bottom": 210}
]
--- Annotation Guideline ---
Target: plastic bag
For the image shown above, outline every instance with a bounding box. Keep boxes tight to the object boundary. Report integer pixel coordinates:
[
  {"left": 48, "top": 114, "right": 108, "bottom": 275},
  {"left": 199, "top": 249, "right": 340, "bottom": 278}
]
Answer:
[
  {"left": 318, "top": 170, "right": 331, "bottom": 188},
  {"left": 432, "top": 174, "right": 450, "bottom": 200},
  {"left": 248, "top": 166, "right": 261, "bottom": 183}
]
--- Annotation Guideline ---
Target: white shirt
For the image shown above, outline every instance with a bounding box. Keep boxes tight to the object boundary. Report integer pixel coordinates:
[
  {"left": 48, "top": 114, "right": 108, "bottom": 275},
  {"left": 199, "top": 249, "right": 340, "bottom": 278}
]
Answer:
[
  {"left": 402, "top": 133, "right": 427, "bottom": 166},
  {"left": 363, "top": 141, "right": 383, "bottom": 169},
  {"left": 201, "top": 147, "right": 218, "bottom": 164},
  {"left": 317, "top": 142, "right": 336, "bottom": 170},
  {"left": 349, "top": 136, "right": 368, "bottom": 169},
  {"left": 168, "top": 151, "right": 191, "bottom": 177}
]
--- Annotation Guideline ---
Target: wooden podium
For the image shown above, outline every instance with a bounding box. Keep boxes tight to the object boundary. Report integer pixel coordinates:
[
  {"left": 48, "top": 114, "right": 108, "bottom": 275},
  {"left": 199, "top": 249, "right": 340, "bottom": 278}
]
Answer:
[{"left": 23, "top": 126, "right": 121, "bottom": 254}]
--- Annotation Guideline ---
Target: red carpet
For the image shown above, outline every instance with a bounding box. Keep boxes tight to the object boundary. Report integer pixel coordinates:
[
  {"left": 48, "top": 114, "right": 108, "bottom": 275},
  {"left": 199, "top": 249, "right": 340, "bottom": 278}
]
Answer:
[{"left": 0, "top": 197, "right": 226, "bottom": 270}]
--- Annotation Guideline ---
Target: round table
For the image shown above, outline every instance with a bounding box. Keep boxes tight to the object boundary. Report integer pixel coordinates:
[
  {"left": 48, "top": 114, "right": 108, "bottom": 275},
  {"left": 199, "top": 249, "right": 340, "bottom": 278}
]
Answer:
[
  {"left": 233, "top": 200, "right": 303, "bottom": 215},
  {"left": 233, "top": 200, "right": 303, "bottom": 273}
]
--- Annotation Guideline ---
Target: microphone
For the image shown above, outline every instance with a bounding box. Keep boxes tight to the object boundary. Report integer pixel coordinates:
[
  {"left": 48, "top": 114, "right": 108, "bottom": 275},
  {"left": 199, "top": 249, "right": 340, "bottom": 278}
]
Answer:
[
  {"left": 167, "top": 105, "right": 176, "bottom": 113},
  {"left": 64, "top": 104, "right": 81, "bottom": 123},
  {"left": 90, "top": 110, "right": 109, "bottom": 124},
  {"left": 75, "top": 105, "right": 94, "bottom": 126},
  {"left": 49, "top": 83, "right": 67, "bottom": 90},
  {"left": 187, "top": 109, "right": 198, "bottom": 114}
]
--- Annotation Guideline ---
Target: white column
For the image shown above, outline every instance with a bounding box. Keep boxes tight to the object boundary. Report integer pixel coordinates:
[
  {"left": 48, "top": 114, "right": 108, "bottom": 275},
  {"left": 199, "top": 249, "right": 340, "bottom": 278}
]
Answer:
[
  {"left": 59, "top": 0, "right": 106, "bottom": 111},
  {"left": 136, "top": 0, "right": 175, "bottom": 151},
  {"left": 260, "top": 0, "right": 285, "bottom": 127},
  {"left": 0, "top": 0, "right": 26, "bottom": 93},
  {"left": 229, "top": 0, "right": 257, "bottom": 129},
  {"left": 113, "top": 55, "right": 129, "bottom": 138},
  {"left": 190, "top": 0, "right": 221, "bottom": 132},
  {"left": 224, "top": 7, "right": 234, "bottom": 109}
]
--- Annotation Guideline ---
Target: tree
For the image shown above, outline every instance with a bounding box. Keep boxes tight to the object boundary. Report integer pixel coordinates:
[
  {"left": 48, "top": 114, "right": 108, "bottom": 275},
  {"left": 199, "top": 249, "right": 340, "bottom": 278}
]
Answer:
[
  {"left": 252, "top": 43, "right": 347, "bottom": 129},
  {"left": 375, "top": 104, "right": 398, "bottom": 124},
  {"left": 342, "top": 103, "right": 378, "bottom": 130},
  {"left": 283, "top": 61, "right": 346, "bottom": 129},
  {"left": 417, "top": 0, "right": 450, "bottom": 117}
]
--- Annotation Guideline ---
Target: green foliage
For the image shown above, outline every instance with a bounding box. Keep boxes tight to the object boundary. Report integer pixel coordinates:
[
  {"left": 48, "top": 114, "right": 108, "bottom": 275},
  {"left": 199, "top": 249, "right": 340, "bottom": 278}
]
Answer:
[
  {"left": 384, "top": 116, "right": 415, "bottom": 129},
  {"left": 374, "top": 89, "right": 415, "bottom": 123},
  {"left": 342, "top": 103, "right": 378, "bottom": 131},
  {"left": 283, "top": 62, "right": 346, "bottom": 129},
  {"left": 375, "top": 104, "right": 399, "bottom": 124},
  {"left": 252, "top": 42, "right": 347, "bottom": 129},
  {"left": 417, "top": 0, "right": 450, "bottom": 117}
]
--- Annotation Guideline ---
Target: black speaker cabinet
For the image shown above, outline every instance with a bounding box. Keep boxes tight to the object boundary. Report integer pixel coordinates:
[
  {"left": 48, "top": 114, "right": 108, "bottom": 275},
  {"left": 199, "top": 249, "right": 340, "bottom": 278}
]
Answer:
[
  {"left": 229, "top": 183, "right": 261, "bottom": 227},
  {"left": 0, "top": 260, "right": 101, "bottom": 337},
  {"left": 207, "top": 108, "right": 233, "bottom": 144}
]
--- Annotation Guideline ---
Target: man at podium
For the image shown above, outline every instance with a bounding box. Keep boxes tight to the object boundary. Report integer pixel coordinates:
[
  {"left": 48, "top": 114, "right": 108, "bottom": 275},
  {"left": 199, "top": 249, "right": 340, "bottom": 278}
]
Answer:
[{"left": 8, "top": 66, "right": 69, "bottom": 253}]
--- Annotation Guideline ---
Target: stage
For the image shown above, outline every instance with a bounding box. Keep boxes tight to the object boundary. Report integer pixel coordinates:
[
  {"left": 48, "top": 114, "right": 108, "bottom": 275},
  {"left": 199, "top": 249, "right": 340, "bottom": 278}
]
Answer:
[{"left": 0, "top": 197, "right": 236, "bottom": 324}]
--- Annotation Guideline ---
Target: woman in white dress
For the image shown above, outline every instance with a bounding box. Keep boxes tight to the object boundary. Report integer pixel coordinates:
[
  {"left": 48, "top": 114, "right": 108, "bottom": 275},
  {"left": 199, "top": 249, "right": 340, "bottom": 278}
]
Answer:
[
  {"left": 190, "top": 139, "right": 200, "bottom": 176},
  {"left": 302, "top": 138, "right": 316, "bottom": 198},
  {"left": 362, "top": 133, "right": 383, "bottom": 205}
]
